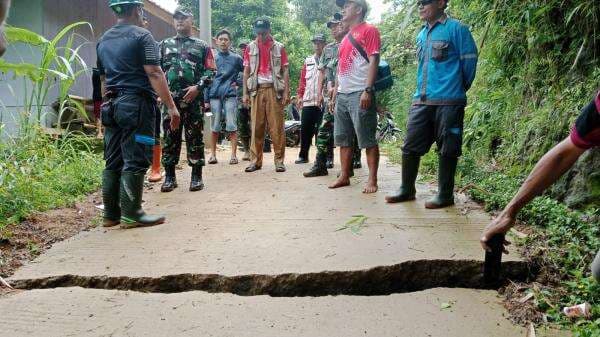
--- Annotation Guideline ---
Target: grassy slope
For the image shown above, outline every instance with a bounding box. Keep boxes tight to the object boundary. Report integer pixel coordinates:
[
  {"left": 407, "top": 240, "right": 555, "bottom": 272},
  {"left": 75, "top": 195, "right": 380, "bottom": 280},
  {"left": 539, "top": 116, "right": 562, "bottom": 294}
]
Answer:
[
  {"left": 377, "top": 1, "right": 599, "bottom": 335},
  {"left": 0, "top": 129, "right": 103, "bottom": 235}
]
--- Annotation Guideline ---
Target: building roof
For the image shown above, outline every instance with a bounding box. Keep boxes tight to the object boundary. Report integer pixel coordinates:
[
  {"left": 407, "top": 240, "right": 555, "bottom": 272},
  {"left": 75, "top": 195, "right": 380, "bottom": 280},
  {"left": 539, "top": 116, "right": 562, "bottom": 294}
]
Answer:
[
  {"left": 146, "top": 0, "right": 200, "bottom": 36},
  {"left": 145, "top": 0, "right": 174, "bottom": 25}
]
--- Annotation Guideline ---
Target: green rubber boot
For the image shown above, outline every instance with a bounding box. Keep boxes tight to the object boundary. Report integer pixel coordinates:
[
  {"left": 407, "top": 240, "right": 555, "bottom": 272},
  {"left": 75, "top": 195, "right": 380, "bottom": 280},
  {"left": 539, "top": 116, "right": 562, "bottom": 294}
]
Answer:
[
  {"left": 425, "top": 156, "right": 458, "bottom": 209},
  {"left": 102, "top": 170, "right": 121, "bottom": 227},
  {"left": 120, "top": 172, "right": 165, "bottom": 229},
  {"left": 385, "top": 154, "right": 420, "bottom": 203}
]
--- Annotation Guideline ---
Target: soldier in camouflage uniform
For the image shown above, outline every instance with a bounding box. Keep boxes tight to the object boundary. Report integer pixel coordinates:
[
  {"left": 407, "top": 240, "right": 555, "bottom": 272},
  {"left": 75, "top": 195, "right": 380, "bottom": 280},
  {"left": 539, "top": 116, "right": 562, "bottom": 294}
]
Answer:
[
  {"left": 159, "top": 7, "right": 215, "bottom": 192},
  {"left": 236, "top": 41, "right": 252, "bottom": 161},
  {"left": 304, "top": 13, "right": 361, "bottom": 178}
]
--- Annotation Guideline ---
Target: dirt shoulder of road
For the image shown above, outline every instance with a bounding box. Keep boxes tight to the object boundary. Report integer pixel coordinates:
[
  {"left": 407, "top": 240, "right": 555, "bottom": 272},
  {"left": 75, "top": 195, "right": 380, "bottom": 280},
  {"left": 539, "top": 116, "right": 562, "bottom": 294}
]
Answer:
[{"left": 0, "top": 192, "right": 102, "bottom": 281}]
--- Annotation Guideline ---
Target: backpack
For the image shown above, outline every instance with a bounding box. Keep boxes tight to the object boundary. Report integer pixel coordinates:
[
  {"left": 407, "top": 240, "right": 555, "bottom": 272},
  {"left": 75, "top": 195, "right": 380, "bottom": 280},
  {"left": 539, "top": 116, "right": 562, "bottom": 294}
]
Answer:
[{"left": 347, "top": 34, "right": 394, "bottom": 92}]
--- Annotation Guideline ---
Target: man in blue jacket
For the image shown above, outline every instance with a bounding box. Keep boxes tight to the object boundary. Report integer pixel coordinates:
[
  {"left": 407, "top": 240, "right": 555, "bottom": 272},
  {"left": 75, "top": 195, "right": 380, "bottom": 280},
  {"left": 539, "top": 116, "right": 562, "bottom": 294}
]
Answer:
[
  {"left": 386, "top": 0, "right": 478, "bottom": 209},
  {"left": 208, "top": 29, "right": 244, "bottom": 165}
]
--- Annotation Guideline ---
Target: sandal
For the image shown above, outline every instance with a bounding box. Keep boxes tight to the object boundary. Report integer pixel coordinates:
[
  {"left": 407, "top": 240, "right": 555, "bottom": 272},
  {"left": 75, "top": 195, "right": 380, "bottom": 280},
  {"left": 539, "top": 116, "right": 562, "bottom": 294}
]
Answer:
[
  {"left": 208, "top": 156, "right": 218, "bottom": 164},
  {"left": 230, "top": 157, "right": 239, "bottom": 165}
]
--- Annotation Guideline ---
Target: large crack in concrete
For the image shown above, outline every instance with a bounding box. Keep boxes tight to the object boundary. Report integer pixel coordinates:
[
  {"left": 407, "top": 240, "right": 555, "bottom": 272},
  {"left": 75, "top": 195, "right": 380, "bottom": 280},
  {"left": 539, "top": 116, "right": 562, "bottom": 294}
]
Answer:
[{"left": 9, "top": 260, "right": 532, "bottom": 296}]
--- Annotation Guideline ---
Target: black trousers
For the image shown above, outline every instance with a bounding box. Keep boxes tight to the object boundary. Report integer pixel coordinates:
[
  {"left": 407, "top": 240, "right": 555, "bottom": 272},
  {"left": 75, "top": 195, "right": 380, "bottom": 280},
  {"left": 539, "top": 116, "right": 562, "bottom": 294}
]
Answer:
[
  {"left": 402, "top": 104, "right": 465, "bottom": 158},
  {"left": 299, "top": 105, "right": 323, "bottom": 160},
  {"left": 102, "top": 93, "right": 156, "bottom": 173}
]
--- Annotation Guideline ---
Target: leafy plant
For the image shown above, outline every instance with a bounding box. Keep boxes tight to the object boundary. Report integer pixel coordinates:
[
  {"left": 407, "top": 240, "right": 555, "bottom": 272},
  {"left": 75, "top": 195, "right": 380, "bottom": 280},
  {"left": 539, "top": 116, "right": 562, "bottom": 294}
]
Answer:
[
  {"left": 0, "top": 22, "right": 92, "bottom": 136},
  {"left": 0, "top": 22, "right": 102, "bottom": 234}
]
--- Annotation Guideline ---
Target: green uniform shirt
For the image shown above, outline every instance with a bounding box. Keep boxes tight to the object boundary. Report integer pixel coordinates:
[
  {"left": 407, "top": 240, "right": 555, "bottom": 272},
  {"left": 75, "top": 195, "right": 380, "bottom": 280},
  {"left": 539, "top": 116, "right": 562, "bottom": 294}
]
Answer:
[
  {"left": 319, "top": 42, "right": 339, "bottom": 85},
  {"left": 159, "top": 35, "right": 215, "bottom": 94}
]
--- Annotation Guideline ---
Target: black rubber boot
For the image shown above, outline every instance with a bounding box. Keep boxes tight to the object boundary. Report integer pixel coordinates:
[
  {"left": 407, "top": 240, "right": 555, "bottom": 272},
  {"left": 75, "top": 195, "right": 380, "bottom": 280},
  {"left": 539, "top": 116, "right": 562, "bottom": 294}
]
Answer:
[
  {"left": 102, "top": 170, "right": 121, "bottom": 227},
  {"left": 304, "top": 154, "right": 328, "bottom": 177},
  {"left": 161, "top": 166, "right": 177, "bottom": 193},
  {"left": 120, "top": 172, "right": 165, "bottom": 229},
  {"left": 425, "top": 156, "right": 458, "bottom": 209},
  {"left": 189, "top": 166, "right": 204, "bottom": 191},
  {"left": 385, "top": 154, "right": 420, "bottom": 203}
]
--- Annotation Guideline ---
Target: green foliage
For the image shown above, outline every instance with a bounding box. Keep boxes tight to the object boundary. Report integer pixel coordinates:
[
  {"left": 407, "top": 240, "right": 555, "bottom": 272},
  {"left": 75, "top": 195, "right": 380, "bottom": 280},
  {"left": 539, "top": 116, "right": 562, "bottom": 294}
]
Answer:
[
  {"left": 0, "top": 22, "right": 102, "bottom": 235},
  {"left": 379, "top": 0, "right": 600, "bottom": 334},
  {"left": 0, "top": 127, "right": 103, "bottom": 234},
  {"left": 177, "top": 0, "right": 313, "bottom": 90},
  {"left": 1, "top": 23, "right": 91, "bottom": 134},
  {"left": 178, "top": 0, "right": 286, "bottom": 41},
  {"left": 289, "top": 0, "right": 338, "bottom": 28}
]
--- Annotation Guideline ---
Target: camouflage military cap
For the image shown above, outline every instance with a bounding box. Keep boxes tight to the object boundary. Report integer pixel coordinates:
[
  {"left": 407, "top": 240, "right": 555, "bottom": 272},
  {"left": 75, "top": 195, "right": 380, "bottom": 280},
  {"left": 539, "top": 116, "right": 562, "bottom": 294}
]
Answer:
[
  {"left": 327, "top": 13, "right": 343, "bottom": 28},
  {"left": 311, "top": 34, "right": 326, "bottom": 43},
  {"left": 173, "top": 6, "right": 193, "bottom": 19}
]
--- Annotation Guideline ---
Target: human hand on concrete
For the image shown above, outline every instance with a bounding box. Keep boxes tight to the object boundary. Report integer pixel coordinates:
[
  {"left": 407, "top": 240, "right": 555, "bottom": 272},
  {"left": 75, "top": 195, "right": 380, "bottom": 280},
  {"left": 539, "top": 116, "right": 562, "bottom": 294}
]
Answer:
[{"left": 480, "top": 212, "right": 513, "bottom": 254}]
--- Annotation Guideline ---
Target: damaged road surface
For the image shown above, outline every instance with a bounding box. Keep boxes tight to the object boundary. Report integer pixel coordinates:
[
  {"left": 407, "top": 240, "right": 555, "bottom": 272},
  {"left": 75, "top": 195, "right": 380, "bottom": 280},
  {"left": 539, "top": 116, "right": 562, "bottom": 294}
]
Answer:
[
  {"left": 1, "top": 288, "right": 537, "bottom": 336},
  {"left": 0, "top": 149, "right": 564, "bottom": 336}
]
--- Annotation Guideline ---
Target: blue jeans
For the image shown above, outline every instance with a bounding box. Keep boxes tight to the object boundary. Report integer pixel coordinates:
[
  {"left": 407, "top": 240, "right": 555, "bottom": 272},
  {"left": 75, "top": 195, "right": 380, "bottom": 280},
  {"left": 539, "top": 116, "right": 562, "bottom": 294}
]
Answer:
[{"left": 210, "top": 97, "right": 238, "bottom": 132}]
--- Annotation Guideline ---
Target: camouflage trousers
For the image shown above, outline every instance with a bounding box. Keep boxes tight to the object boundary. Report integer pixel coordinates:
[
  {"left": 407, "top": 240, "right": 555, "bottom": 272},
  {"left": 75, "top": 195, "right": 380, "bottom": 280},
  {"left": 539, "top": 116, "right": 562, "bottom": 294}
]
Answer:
[
  {"left": 238, "top": 106, "right": 251, "bottom": 151},
  {"left": 161, "top": 100, "right": 205, "bottom": 167},
  {"left": 315, "top": 111, "right": 361, "bottom": 162}
]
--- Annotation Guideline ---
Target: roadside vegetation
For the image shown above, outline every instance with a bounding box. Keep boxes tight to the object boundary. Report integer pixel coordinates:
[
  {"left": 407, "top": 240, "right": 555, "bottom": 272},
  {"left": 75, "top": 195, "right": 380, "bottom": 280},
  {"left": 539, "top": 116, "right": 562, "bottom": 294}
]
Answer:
[
  {"left": 379, "top": 0, "right": 599, "bottom": 335},
  {"left": 0, "top": 24, "right": 103, "bottom": 237}
]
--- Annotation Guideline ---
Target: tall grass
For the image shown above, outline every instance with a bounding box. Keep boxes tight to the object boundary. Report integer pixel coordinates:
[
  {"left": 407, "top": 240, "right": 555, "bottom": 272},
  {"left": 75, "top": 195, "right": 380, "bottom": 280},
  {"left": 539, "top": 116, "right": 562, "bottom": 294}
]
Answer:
[
  {"left": 0, "top": 128, "right": 102, "bottom": 233},
  {"left": 0, "top": 23, "right": 103, "bottom": 235}
]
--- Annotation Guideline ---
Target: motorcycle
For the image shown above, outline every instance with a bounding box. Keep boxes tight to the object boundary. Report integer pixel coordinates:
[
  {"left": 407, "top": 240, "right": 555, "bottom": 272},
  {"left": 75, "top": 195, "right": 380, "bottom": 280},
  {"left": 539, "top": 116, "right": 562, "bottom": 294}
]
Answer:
[
  {"left": 231, "top": 119, "right": 301, "bottom": 151},
  {"left": 284, "top": 120, "right": 301, "bottom": 147},
  {"left": 376, "top": 111, "right": 402, "bottom": 143}
]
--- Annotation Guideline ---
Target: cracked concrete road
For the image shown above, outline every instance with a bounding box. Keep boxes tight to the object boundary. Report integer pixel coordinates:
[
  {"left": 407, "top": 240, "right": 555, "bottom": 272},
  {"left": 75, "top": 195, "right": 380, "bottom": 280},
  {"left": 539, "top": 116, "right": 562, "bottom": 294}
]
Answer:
[
  {"left": 1, "top": 287, "right": 532, "bottom": 337},
  {"left": 0, "top": 147, "right": 562, "bottom": 337},
  {"left": 9, "top": 147, "right": 519, "bottom": 280}
]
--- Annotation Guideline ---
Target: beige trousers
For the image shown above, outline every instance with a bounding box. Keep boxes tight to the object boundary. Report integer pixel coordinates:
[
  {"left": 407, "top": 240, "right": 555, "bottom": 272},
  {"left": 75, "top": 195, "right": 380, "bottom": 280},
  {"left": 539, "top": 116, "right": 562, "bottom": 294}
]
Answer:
[{"left": 250, "top": 87, "right": 286, "bottom": 167}]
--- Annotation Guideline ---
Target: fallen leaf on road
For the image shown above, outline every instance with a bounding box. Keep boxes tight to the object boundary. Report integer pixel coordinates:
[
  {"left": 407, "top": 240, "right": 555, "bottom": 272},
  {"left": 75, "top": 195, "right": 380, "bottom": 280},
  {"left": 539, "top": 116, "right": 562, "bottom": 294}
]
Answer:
[
  {"left": 336, "top": 215, "right": 368, "bottom": 234},
  {"left": 440, "top": 301, "right": 455, "bottom": 310}
]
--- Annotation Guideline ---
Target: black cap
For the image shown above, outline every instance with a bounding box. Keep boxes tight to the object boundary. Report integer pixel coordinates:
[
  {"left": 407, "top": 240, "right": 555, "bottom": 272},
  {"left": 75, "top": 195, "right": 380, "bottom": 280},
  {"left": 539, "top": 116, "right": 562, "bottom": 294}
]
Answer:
[
  {"left": 173, "top": 7, "right": 193, "bottom": 19},
  {"left": 327, "top": 12, "right": 343, "bottom": 28},
  {"left": 253, "top": 17, "right": 271, "bottom": 30},
  {"left": 311, "top": 34, "right": 326, "bottom": 43}
]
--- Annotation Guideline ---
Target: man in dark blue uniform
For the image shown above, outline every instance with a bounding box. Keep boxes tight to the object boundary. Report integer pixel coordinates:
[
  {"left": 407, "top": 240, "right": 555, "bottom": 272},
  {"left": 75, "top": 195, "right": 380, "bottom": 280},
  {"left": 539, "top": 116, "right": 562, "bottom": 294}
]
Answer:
[{"left": 97, "top": 0, "right": 180, "bottom": 229}]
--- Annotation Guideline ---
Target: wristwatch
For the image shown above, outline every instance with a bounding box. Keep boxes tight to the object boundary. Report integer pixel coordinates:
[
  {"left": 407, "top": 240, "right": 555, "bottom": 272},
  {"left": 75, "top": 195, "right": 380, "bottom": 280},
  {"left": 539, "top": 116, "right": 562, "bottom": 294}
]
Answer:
[{"left": 364, "top": 86, "right": 374, "bottom": 94}]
